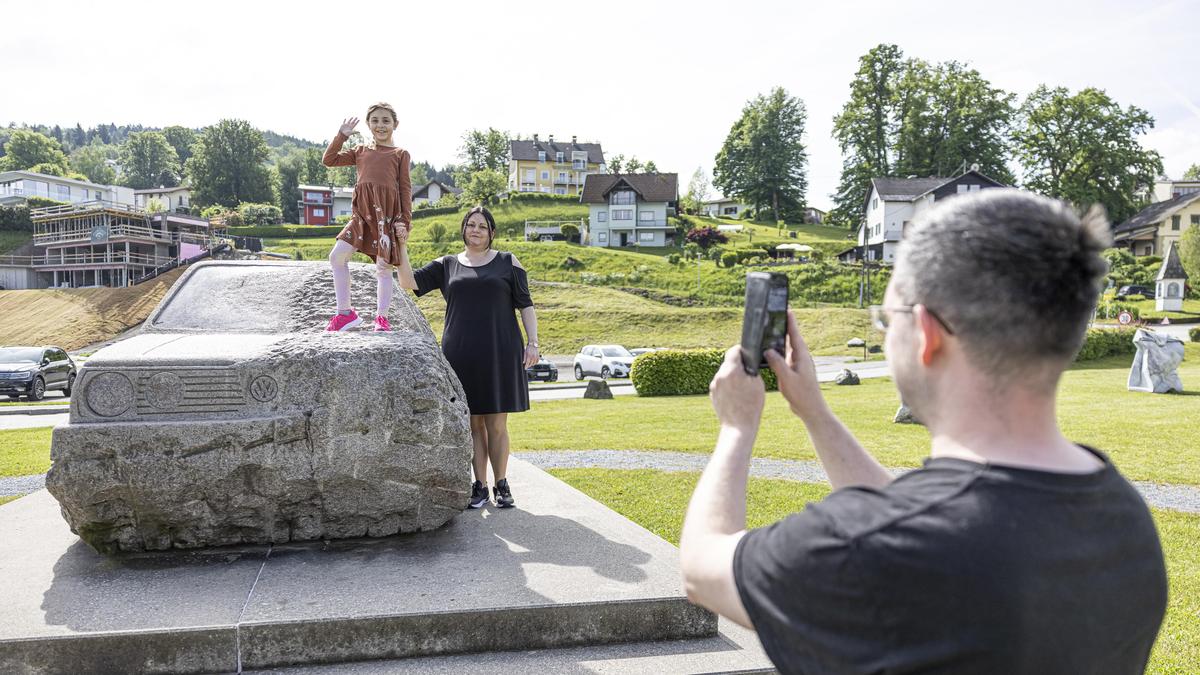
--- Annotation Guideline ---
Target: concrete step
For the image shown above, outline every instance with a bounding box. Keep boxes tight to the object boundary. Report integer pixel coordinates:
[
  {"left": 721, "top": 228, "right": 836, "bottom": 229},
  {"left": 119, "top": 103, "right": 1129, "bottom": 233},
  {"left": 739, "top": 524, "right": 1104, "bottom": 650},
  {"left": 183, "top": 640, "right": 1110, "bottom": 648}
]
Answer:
[{"left": 0, "top": 459, "right": 735, "bottom": 674}]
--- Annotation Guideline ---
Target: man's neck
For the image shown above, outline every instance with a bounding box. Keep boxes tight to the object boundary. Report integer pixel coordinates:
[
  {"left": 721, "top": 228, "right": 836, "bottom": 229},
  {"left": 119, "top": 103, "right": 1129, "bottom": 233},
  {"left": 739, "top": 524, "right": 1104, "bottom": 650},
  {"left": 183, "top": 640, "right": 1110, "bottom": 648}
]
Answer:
[{"left": 926, "top": 381, "right": 1103, "bottom": 474}]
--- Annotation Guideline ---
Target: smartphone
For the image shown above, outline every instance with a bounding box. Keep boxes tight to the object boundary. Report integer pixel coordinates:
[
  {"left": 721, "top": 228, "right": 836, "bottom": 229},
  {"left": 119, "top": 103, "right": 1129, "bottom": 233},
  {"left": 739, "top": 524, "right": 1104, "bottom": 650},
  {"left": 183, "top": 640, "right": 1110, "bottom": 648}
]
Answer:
[{"left": 740, "top": 272, "right": 789, "bottom": 375}]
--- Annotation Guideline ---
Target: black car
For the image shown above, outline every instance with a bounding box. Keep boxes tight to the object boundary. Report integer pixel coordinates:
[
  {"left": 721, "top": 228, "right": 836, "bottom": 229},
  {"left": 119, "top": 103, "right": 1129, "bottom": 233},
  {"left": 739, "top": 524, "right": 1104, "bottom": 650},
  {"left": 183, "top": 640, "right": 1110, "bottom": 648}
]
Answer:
[
  {"left": 1116, "top": 285, "right": 1155, "bottom": 299},
  {"left": 0, "top": 346, "right": 77, "bottom": 401},
  {"left": 526, "top": 358, "right": 558, "bottom": 382}
]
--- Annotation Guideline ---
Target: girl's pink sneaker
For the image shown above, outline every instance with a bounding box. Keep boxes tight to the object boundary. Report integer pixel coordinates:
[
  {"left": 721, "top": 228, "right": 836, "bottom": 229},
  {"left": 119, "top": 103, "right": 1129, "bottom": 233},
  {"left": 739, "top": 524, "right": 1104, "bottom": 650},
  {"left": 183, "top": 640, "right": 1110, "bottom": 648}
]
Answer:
[
  {"left": 373, "top": 316, "right": 391, "bottom": 332},
  {"left": 325, "top": 309, "right": 361, "bottom": 332}
]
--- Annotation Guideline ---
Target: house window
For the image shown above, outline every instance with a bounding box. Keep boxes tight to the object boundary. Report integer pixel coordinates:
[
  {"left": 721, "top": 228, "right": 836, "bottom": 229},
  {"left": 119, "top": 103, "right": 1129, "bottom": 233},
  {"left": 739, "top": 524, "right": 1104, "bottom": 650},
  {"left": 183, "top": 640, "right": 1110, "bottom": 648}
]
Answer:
[
  {"left": 1172, "top": 215, "right": 1181, "bottom": 230},
  {"left": 639, "top": 232, "right": 654, "bottom": 242},
  {"left": 639, "top": 211, "right": 655, "bottom": 221},
  {"left": 313, "top": 208, "right": 325, "bottom": 217},
  {"left": 538, "top": 151, "right": 546, "bottom": 161},
  {"left": 57, "top": 184, "right": 71, "bottom": 200},
  {"left": 871, "top": 198, "right": 878, "bottom": 210},
  {"left": 723, "top": 206, "right": 737, "bottom": 215},
  {"left": 558, "top": 172, "right": 567, "bottom": 182},
  {"left": 524, "top": 169, "right": 535, "bottom": 182},
  {"left": 610, "top": 191, "right": 636, "bottom": 205},
  {"left": 541, "top": 171, "right": 549, "bottom": 180},
  {"left": 597, "top": 232, "right": 607, "bottom": 243},
  {"left": 1191, "top": 214, "right": 1200, "bottom": 226},
  {"left": 957, "top": 184, "right": 969, "bottom": 194},
  {"left": 556, "top": 152, "right": 564, "bottom": 162},
  {"left": 597, "top": 211, "right": 607, "bottom": 222},
  {"left": 554, "top": 187, "right": 566, "bottom": 195},
  {"left": 970, "top": 185, "right": 981, "bottom": 192},
  {"left": 613, "top": 209, "right": 633, "bottom": 220}
]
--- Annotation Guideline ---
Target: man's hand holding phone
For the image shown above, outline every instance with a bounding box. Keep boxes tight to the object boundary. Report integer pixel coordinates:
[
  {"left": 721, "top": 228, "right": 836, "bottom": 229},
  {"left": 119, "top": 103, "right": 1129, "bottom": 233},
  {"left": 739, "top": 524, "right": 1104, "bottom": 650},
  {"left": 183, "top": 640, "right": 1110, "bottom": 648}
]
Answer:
[{"left": 765, "top": 310, "right": 831, "bottom": 423}]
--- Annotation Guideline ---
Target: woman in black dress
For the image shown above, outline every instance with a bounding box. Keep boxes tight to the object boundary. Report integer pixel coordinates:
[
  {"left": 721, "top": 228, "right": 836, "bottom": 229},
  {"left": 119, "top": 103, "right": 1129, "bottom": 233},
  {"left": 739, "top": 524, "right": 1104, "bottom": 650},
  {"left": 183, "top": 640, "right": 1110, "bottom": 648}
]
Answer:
[{"left": 395, "top": 206, "right": 539, "bottom": 509}]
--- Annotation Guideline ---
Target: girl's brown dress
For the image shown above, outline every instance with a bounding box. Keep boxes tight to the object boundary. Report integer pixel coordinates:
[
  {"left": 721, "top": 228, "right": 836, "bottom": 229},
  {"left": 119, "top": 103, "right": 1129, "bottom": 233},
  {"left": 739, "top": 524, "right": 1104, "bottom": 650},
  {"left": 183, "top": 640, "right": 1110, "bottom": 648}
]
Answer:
[{"left": 322, "top": 132, "right": 412, "bottom": 266}]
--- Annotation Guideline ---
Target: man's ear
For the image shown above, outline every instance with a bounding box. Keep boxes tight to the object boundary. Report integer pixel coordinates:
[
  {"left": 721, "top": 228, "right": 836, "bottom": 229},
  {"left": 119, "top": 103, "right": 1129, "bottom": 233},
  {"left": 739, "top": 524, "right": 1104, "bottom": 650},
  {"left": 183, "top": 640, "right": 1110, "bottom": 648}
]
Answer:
[{"left": 913, "top": 304, "right": 946, "bottom": 366}]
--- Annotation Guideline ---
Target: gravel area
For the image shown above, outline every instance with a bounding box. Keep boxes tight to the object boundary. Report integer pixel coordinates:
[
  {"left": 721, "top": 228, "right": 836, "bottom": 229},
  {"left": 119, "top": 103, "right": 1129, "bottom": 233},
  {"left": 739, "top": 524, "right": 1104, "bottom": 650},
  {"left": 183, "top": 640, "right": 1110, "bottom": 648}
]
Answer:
[
  {"left": 517, "top": 449, "right": 1200, "bottom": 514},
  {"left": 0, "top": 474, "right": 45, "bottom": 498}
]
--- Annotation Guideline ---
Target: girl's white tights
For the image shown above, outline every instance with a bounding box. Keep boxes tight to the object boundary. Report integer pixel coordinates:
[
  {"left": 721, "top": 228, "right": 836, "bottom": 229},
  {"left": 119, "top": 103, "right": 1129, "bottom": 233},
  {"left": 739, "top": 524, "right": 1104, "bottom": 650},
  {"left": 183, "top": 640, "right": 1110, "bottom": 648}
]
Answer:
[{"left": 328, "top": 239, "right": 393, "bottom": 317}]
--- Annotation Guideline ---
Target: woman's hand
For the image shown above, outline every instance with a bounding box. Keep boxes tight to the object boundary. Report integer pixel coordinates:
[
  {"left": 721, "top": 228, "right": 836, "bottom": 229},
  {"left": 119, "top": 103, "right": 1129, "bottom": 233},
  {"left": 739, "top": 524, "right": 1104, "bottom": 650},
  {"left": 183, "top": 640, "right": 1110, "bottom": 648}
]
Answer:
[
  {"left": 339, "top": 117, "right": 359, "bottom": 136},
  {"left": 523, "top": 344, "right": 539, "bottom": 368}
]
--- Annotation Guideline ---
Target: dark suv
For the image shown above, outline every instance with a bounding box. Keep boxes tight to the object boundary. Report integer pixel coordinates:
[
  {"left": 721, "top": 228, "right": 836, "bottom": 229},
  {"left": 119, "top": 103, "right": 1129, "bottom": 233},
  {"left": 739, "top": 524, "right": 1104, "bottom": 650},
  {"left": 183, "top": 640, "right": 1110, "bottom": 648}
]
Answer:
[
  {"left": 1116, "top": 285, "right": 1155, "bottom": 299},
  {"left": 0, "top": 346, "right": 76, "bottom": 401}
]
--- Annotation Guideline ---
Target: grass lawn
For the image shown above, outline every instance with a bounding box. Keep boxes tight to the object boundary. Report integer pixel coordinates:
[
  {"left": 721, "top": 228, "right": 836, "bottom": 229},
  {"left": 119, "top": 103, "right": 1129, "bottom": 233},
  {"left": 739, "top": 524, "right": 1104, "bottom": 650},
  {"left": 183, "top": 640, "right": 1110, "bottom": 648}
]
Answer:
[
  {"left": 0, "top": 426, "right": 53, "bottom": 478},
  {"left": 0, "top": 495, "right": 21, "bottom": 506},
  {"left": 548, "top": 467, "right": 1199, "bottom": 674},
  {"left": 516, "top": 343, "right": 1200, "bottom": 486},
  {"left": 0, "top": 399, "right": 69, "bottom": 406}
]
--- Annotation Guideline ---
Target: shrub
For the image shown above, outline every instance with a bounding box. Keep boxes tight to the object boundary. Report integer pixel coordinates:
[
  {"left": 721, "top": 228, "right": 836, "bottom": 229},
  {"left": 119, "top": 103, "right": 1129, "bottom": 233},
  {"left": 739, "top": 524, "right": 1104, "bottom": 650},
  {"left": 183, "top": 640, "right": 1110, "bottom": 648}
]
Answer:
[
  {"left": 631, "top": 349, "right": 777, "bottom": 396},
  {"left": 1097, "top": 299, "right": 1141, "bottom": 321},
  {"left": 685, "top": 226, "right": 729, "bottom": 250},
  {"left": 667, "top": 253, "right": 681, "bottom": 265},
  {"left": 225, "top": 224, "right": 344, "bottom": 238},
  {"left": 720, "top": 252, "right": 737, "bottom": 268},
  {"left": 560, "top": 223, "right": 580, "bottom": 240},
  {"left": 1074, "top": 329, "right": 1137, "bottom": 362},
  {"left": 224, "top": 211, "right": 245, "bottom": 227},
  {"left": 506, "top": 192, "right": 579, "bottom": 203},
  {"left": 428, "top": 222, "right": 449, "bottom": 244},
  {"left": 412, "top": 205, "right": 459, "bottom": 219},
  {"left": 1190, "top": 327, "right": 1200, "bottom": 343},
  {"left": 560, "top": 256, "right": 584, "bottom": 270},
  {"left": 293, "top": 248, "right": 304, "bottom": 261},
  {"left": 0, "top": 205, "right": 33, "bottom": 231},
  {"left": 237, "top": 202, "right": 283, "bottom": 226},
  {"left": 201, "top": 205, "right": 227, "bottom": 221},
  {"left": 26, "top": 196, "right": 67, "bottom": 210}
]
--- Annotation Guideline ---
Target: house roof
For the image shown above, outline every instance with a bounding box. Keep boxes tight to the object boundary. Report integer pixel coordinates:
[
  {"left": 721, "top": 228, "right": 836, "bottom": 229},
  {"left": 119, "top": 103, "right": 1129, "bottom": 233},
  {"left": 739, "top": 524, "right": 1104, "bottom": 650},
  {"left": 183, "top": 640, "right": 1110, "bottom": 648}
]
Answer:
[
  {"left": 0, "top": 169, "right": 113, "bottom": 190},
  {"left": 580, "top": 173, "right": 678, "bottom": 204},
  {"left": 866, "top": 170, "right": 1007, "bottom": 207},
  {"left": 511, "top": 139, "right": 605, "bottom": 164},
  {"left": 1114, "top": 192, "right": 1200, "bottom": 234},
  {"left": 1158, "top": 242, "right": 1188, "bottom": 280},
  {"left": 412, "top": 180, "right": 462, "bottom": 200}
]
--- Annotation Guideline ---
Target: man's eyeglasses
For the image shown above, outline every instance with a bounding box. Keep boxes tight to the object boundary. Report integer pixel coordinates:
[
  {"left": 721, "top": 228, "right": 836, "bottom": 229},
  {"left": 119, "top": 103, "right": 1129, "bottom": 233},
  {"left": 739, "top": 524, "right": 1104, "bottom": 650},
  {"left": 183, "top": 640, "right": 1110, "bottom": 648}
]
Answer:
[{"left": 869, "top": 305, "right": 955, "bottom": 335}]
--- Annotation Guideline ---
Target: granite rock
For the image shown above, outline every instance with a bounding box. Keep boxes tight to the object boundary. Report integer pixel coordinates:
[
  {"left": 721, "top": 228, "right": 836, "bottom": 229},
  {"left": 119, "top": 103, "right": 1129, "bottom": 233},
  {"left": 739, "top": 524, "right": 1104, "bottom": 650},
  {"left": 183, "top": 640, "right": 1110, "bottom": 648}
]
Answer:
[
  {"left": 894, "top": 404, "right": 922, "bottom": 425},
  {"left": 584, "top": 379, "right": 614, "bottom": 400},
  {"left": 46, "top": 261, "right": 473, "bottom": 554},
  {"left": 833, "top": 369, "right": 860, "bottom": 386}
]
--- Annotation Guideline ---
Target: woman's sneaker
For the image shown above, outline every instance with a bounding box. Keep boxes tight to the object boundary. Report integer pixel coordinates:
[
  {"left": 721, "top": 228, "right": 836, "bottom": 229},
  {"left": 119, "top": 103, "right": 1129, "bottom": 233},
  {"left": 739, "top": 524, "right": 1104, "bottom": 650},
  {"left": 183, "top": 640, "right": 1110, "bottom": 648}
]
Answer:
[
  {"left": 493, "top": 479, "right": 515, "bottom": 509},
  {"left": 325, "top": 309, "right": 361, "bottom": 332},
  {"left": 469, "top": 481, "right": 489, "bottom": 509},
  {"left": 373, "top": 316, "right": 391, "bottom": 332}
]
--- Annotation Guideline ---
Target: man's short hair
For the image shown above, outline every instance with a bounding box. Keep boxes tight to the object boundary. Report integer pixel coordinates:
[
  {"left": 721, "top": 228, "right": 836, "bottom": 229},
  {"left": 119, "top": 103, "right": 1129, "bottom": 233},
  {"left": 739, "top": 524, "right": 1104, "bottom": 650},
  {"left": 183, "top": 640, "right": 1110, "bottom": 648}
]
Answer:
[{"left": 893, "top": 189, "right": 1111, "bottom": 379}]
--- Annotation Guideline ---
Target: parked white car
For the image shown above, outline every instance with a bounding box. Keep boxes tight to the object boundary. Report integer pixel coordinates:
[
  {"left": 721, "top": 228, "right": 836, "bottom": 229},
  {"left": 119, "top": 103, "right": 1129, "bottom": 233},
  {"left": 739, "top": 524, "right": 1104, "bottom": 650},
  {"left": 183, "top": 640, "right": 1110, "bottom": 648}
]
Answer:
[
  {"left": 574, "top": 344, "right": 635, "bottom": 380},
  {"left": 630, "top": 347, "right": 666, "bottom": 357}
]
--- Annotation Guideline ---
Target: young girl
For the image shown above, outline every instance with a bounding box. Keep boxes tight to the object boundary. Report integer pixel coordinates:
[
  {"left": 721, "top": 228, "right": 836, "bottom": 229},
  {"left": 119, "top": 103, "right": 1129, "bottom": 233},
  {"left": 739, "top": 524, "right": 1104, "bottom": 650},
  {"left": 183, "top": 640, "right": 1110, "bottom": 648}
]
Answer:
[{"left": 323, "top": 102, "right": 413, "bottom": 331}]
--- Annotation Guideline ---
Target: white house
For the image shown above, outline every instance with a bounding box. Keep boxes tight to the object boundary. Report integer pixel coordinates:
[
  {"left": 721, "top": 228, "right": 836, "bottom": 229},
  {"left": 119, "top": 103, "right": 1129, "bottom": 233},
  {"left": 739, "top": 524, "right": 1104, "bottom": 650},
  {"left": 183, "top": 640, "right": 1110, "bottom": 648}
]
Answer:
[
  {"left": 1142, "top": 176, "right": 1200, "bottom": 204},
  {"left": 845, "top": 169, "right": 1007, "bottom": 264},
  {"left": 0, "top": 170, "right": 134, "bottom": 207},
  {"left": 133, "top": 185, "right": 193, "bottom": 213},
  {"left": 1114, "top": 192, "right": 1200, "bottom": 257},
  {"left": 702, "top": 197, "right": 747, "bottom": 218},
  {"left": 581, "top": 173, "right": 678, "bottom": 248},
  {"left": 412, "top": 180, "right": 461, "bottom": 206}
]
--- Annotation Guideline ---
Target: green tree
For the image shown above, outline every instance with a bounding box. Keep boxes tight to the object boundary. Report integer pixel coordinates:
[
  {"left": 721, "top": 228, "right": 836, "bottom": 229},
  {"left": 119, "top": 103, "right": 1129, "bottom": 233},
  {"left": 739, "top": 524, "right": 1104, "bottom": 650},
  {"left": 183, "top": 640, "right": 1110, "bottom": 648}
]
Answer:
[
  {"left": 69, "top": 143, "right": 117, "bottom": 185},
  {"left": 608, "top": 154, "right": 625, "bottom": 173},
  {"left": 626, "top": 157, "right": 644, "bottom": 173},
  {"left": 427, "top": 221, "right": 448, "bottom": 243},
  {"left": 459, "top": 169, "right": 507, "bottom": 206},
  {"left": 1013, "top": 86, "right": 1163, "bottom": 223},
  {"left": 161, "top": 126, "right": 197, "bottom": 176},
  {"left": 299, "top": 147, "right": 328, "bottom": 185},
  {"left": 186, "top": 119, "right": 275, "bottom": 208},
  {"left": 276, "top": 153, "right": 303, "bottom": 223},
  {"left": 1183, "top": 164, "right": 1200, "bottom": 181},
  {"left": 119, "top": 131, "right": 180, "bottom": 189},
  {"left": 1180, "top": 224, "right": 1200, "bottom": 283},
  {"left": 643, "top": 160, "right": 658, "bottom": 173},
  {"left": 0, "top": 130, "right": 70, "bottom": 173},
  {"left": 459, "top": 128, "right": 509, "bottom": 173},
  {"left": 714, "top": 86, "right": 808, "bottom": 223},
  {"left": 411, "top": 162, "right": 429, "bottom": 186},
  {"left": 684, "top": 167, "right": 710, "bottom": 214}
]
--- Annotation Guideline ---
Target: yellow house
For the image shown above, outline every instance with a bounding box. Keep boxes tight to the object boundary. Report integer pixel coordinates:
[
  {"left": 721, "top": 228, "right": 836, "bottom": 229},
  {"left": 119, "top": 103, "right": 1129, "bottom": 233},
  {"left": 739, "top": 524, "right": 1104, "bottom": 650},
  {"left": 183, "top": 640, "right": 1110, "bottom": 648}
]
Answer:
[
  {"left": 1113, "top": 192, "right": 1200, "bottom": 257},
  {"left": 508, "top": 134, "right": 605, "bottom": 196}
]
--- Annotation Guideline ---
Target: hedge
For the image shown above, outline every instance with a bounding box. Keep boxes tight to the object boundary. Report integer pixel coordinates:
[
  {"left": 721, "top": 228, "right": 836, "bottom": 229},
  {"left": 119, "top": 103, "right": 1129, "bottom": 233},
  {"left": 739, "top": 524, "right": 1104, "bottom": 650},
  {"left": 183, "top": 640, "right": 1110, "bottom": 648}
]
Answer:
[
  {"left": 631, "top": 349, "right": 778, "bottom": 396},
  {"left": 1190, "top": 327, "right": 1200, "bottom": 343},
  {"left": 224, "top": 224, "right": 344, "bottom": 238},
  {"left": 412, "top": 205, "right": 461, "bottom": 219},
  {"left": 1074, "top": 328, "right": 1137, "bottom": 362},
  {"left": 505, "top": 192, "right": 580, "bottom": 203},
  {"left": 0, "top": 205, "right": 33, "bottom": 231}
]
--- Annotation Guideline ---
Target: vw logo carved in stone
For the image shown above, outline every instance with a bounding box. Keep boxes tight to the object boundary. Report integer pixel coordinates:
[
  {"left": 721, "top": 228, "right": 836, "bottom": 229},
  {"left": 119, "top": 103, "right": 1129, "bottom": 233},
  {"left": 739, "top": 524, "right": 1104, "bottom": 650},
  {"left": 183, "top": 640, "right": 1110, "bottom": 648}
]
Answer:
[
  {"left": 144, "top": 372, "right": 184, "bottom": 410},
  {"left": 250, "top": 375, "right": 278, "bottom": 402},
  {"left": 86, "top": 372, "right": 134, "bottom": 417}
]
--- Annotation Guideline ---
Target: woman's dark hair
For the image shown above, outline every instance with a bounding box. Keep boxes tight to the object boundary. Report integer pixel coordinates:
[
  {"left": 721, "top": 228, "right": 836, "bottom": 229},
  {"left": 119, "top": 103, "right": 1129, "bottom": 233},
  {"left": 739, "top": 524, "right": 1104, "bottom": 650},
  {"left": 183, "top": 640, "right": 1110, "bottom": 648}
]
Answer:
[{"left": 461, "top": 206, "right": 497, "bottom": 249}]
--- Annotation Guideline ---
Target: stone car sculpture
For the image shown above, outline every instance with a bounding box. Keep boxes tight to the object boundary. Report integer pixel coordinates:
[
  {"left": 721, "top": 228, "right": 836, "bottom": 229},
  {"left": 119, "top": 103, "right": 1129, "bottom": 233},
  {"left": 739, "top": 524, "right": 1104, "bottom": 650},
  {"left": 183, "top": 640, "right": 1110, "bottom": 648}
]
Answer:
[{"left": 46, "top": 261, "right": 472, "bottom": 553}]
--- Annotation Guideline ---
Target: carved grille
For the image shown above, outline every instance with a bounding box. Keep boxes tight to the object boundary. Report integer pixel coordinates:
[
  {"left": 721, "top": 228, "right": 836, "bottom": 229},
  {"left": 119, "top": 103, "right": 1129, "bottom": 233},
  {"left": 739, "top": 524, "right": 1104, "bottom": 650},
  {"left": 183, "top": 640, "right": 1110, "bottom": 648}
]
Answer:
[{"left": 135, "top": 368, "right": 245, "bottom": 414}]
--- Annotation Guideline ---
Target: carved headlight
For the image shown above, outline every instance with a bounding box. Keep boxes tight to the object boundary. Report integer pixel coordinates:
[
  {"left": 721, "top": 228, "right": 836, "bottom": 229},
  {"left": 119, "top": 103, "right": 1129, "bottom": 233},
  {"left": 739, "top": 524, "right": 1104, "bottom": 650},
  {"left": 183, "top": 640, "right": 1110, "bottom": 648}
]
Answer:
[{"left": 85, "top": 372, "right": 134, "bottom": 417}]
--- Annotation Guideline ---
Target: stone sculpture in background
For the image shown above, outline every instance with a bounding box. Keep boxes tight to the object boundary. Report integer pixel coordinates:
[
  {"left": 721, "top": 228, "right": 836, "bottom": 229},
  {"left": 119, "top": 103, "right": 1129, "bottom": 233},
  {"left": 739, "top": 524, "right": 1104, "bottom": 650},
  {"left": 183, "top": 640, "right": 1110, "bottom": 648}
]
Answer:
[
  {"left": 46, "top": 261, "right": 473, "bottom": 554},
  {"left": 1127, "top": 328, "right": 1185, "bottom": 394}
]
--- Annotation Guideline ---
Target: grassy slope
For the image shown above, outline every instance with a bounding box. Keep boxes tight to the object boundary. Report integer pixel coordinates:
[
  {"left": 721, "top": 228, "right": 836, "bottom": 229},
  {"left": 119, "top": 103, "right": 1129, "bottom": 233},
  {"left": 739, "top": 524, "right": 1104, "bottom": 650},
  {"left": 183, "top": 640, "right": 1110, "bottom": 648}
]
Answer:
[
  {"left": 0, "top": 231, "right": 32, "bottom": 255},
  {"left": 548, "top": 468, "right": 1199, "bottom": 675},
  {"left": 516, "top": 344, "right": 1200, "bottom": 486}
]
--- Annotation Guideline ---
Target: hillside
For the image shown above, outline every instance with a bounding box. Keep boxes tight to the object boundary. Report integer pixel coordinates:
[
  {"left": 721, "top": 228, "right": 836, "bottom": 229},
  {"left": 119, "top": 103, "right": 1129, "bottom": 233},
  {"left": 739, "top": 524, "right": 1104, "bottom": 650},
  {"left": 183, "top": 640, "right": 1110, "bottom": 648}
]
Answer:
[{"left": 0, "top": 268, "right": 184, "bottom": 351}]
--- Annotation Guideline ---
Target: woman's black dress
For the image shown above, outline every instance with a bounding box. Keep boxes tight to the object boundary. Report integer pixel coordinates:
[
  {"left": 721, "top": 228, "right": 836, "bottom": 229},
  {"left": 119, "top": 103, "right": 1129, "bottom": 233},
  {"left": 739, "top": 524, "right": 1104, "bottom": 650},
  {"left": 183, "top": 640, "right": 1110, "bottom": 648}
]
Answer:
[{"left": 413, "top": 251, "right": 532, "bottom": 415}]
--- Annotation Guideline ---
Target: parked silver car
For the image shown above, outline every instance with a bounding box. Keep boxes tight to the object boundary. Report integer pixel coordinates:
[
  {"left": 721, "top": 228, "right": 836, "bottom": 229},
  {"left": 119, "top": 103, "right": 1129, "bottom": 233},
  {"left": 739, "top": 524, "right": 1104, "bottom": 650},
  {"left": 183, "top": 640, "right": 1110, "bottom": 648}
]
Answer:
[{"left": 573, "top": 344, "right": 635, "bottom": 380}]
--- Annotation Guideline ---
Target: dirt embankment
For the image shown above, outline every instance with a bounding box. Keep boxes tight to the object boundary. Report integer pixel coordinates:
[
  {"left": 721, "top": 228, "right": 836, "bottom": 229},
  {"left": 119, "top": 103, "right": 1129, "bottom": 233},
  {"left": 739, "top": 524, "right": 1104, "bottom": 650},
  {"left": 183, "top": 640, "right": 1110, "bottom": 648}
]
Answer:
[{"left": 0, "top": 268, "right": 185, "bottom": 351}]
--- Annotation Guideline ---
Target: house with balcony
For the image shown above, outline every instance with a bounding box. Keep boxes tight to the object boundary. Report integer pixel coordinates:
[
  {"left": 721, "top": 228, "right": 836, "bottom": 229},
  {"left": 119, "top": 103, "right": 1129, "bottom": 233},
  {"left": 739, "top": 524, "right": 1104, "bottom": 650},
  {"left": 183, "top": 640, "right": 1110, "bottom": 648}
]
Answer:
[
  {"left": 9, "top": 201, "right": 215, "bottom": 288},
  {"left": 133, "top": 185, "right": 194, "bottom": 214},
  {"left": 509, "top": 134, "right": 605, "bottom": 196},
  {"left": 1113, "top": 192, "right": 1200, "bottom": 257},
  {"left": 841, "top": 169, "right": 1007, "bottom": 264},
  {"left": 1139, "top": 176, "right": 1200, "bottom": 204},
  {"left": 581, "top": 173, "right": 678, "bottom": 248},
  {"left": 298, "top": 184, "right": 354, "bottom": 225},
  {"left": 0, "top": 170, "right": 133, "bottom": 207}
]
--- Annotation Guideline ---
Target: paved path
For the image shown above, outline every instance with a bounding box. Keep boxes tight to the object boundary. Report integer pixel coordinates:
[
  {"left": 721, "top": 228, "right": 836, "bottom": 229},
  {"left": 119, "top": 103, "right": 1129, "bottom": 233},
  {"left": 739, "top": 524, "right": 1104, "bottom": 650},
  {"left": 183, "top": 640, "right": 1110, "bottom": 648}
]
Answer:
[
  {"left": 7, "top": 449, "right": 1200, "bottom": 513},
  {"left": 516, "top": 449, "right": 1200, "bottom": 514}
]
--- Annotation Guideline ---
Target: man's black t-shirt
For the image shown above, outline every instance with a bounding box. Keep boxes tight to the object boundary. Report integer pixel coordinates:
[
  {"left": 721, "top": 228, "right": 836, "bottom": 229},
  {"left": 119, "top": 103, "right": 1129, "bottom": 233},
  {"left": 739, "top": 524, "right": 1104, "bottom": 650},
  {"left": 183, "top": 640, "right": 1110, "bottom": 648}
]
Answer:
[{"left": 733, "top": 447, "right": 1167, "bottom": 675}]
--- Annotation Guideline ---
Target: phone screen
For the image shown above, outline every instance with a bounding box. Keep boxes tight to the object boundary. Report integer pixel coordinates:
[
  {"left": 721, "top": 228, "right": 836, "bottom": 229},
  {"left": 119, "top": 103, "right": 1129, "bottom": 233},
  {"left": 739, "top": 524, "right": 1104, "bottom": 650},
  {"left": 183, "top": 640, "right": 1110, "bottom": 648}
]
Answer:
[{"left": 763, "top": 285, "right": 788, "bottom": 360}]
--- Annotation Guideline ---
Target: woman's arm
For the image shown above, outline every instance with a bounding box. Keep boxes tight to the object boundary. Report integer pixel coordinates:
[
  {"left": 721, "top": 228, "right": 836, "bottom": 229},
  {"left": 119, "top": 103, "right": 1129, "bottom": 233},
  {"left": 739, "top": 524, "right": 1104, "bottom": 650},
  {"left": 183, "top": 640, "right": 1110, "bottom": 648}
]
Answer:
[
  {"left": 394, "top": 232, "right": 417, "bottom": 290},
  {"left": 520, "top": 306, "right": 539, "bottom": 368},
  {"left": 322, "top": 131, "right": 357, "bottom": 168}
]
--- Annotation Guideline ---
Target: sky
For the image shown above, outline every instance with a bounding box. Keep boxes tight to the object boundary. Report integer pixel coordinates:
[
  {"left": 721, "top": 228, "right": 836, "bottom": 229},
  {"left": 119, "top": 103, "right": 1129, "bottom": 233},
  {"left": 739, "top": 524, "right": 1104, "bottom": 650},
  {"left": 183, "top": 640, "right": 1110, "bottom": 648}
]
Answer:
[{"left": 5, "top": 0, "right": 1199, "bottom": 210}]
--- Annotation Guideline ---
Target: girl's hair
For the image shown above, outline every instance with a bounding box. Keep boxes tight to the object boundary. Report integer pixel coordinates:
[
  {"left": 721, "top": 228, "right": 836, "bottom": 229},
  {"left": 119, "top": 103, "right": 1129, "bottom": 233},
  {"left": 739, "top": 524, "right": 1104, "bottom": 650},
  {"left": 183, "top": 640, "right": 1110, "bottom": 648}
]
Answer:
[
  {"left": 461, "top": 206, "right": 497, "bottom": 249},
  {"left": 363, "top": 102, "right": 398, "bottom": 149}
]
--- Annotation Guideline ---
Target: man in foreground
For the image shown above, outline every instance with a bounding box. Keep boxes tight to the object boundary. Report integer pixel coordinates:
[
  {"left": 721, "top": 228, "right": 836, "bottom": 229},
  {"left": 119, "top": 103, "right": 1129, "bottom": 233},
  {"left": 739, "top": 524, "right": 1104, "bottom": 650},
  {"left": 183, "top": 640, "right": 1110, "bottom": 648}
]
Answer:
[{"left": 680, "top": 190, "right": 1167, "bottom": 674}]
